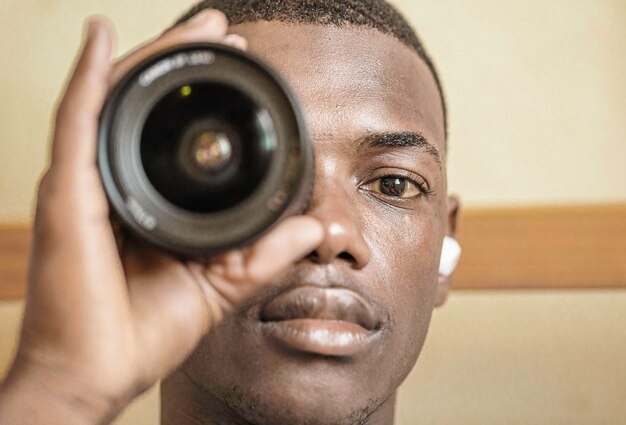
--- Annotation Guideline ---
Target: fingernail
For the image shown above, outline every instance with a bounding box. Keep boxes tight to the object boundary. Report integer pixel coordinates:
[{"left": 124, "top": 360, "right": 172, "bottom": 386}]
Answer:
[
  {"left": 222, "top": 34, "right": 248, "bottom": 50},
  {"left": 82, "top": 17, "right": 114, "bottom": 59},
  {"left": 302, "top": 218, "right": 325, "bottom": 242},
  {"left": 84, "top": 18, "right": 96, "bottom": 42},
  {"left": 188, "top": 9, "right": 213, "bottom": 25}
]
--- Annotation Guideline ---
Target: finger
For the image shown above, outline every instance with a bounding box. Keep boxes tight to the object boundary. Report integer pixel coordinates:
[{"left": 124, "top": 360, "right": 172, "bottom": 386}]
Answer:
[
  {"left": 245, "top": 216, "right": 324, "bottom": 282},
  {"left": 110, "top": 213, "right": 127, "bottom": 253},
  {"left": 111, "top": 9, "right": 230, "bottom": 84},
  {"left": 51, "top": 17, "right": 114, "bottom": 174},
  {"left": 221, "top": 34, "right": 248, "bottom": 51},
  {"left": 206, "top": 217, "right": 324, "bottom": 305},
  {"left": 206, "top": 216, "right": 324, "bottom": 305}
]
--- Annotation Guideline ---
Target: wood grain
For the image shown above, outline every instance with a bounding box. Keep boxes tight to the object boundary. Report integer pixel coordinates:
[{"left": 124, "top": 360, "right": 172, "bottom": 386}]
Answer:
[
  {"left": 0, "top": 204, "right": 625, "bottom": 298},
  {"left": 0, "top": 224, "right": 30, "bottom": 299},
  {"left": 453, "top": 204, "right": 626, "bottom": 289}
]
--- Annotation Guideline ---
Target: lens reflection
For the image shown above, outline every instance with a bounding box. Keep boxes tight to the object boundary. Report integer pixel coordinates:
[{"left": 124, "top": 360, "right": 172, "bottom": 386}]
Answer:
[{"left": 141, "top": 83, "right": 275, "bottom": 213}]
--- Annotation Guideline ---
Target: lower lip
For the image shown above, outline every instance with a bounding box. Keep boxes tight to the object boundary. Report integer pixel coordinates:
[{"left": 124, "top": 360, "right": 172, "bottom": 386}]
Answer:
[{"left": 261, "top": 319, "right": 379, "bottom": 357}]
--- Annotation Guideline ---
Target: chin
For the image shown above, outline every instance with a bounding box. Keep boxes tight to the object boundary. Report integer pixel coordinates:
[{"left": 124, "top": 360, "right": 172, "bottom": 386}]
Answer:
[
  {"left": 182, "top": 319, "right": 400, "bottom": 424},
  {"left": 185, "top": 341, "right": 411, "bottom": 425},
  {"left": 212, "top": 379, "right": 388, "bottom": 425}
]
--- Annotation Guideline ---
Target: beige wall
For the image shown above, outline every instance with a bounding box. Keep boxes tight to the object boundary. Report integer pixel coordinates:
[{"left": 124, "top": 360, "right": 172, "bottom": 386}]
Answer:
[
  {"left": 1, "top": 0, "right": 625, "bottom": 220},
  {"left": 0, "top": 0, "right": 198, "bottom": 222},
  {"left": 398, "top": 290, "right": 626, "bottom": 425},
  {"left": 1, "top": 1, "right": 625, "bottom": 424},
  {"left": 393, "top": 0, "right": 626, "bottom": 206}
]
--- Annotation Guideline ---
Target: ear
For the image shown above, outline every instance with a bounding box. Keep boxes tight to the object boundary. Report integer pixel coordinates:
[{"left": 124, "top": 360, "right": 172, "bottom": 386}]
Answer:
[{"left": 434, "top": 195, "right": 460, "bottom": 307}]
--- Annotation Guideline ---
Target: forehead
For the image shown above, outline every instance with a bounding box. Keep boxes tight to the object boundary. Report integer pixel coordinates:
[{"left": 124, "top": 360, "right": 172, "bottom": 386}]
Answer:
[{"left": 231, "top": 21, "right": 446, "bottom": 153}]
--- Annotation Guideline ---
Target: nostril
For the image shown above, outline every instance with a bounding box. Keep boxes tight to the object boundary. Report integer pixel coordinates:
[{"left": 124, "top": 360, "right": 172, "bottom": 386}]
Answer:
[
  {"left": 306, "top": 250, "right": 356, "bottom": 265},
  {"left": 307, "top": 251, "right": 321, "bottom": 263},
  {"left": 338, "top": 251, "right": 356, "bottom": 263}
]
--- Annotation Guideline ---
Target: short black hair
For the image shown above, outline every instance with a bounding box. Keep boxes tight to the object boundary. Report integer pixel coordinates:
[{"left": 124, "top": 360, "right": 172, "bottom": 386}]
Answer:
[{"left": 176, "top": 0, "right": 448, "bottom": 139}]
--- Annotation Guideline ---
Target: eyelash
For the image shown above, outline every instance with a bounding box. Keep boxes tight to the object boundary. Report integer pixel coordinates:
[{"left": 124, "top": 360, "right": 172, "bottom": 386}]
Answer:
[
  {"left": 362, "top": 173, "right": 434, "bottom": 200},
  {"left": 407, "top": 176, "right": 434, "bottom": 196}
]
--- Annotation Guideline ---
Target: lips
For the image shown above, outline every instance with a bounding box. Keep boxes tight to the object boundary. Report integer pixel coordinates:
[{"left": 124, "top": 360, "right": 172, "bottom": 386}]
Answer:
[
  {"left": 258, "top": 285, "right": 382, "bottom": 356},
  {"left": 261, "top": 286, "right": 379, "bottom": 330}
]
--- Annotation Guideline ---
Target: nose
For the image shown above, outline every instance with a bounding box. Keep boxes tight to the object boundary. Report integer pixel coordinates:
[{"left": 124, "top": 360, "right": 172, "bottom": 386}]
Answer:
[{"left": 305, "top": 179, "right": 371, "bottom": 269}]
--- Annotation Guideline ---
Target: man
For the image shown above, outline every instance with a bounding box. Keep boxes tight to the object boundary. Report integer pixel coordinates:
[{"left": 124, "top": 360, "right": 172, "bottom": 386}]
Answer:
[{"left": 0, "top": 1, "right": 459, "bottom": 423}]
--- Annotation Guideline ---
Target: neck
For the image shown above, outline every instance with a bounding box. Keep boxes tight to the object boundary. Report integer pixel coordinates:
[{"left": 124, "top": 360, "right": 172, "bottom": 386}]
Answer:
[{"left": 161, "top": 370, "right": 396, "bottom": 425}]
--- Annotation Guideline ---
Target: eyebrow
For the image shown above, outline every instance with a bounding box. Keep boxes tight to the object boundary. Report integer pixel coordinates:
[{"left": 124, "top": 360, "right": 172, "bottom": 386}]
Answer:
[{"left": 357, "top": 131, "right": 443, "bottom": 169}]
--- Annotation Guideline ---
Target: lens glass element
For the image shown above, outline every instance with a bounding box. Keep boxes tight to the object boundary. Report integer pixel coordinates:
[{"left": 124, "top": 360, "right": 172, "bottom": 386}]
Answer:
[{"left": 141, "top": 83, "right": 275, "bottom": 213}]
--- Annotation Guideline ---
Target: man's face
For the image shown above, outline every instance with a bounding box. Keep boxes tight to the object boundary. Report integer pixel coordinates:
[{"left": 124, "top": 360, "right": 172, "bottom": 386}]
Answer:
[{"left": 170, "top": 21, "right": 448, "bottom": 424}]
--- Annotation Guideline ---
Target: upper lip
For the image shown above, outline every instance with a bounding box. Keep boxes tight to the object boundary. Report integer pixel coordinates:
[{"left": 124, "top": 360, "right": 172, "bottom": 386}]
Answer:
[
  {"left": 260, "top": 286, "right": 380, "bottom": 331},
  {"left": 254, "top": 265, "right": 385, "bottom": 332}
]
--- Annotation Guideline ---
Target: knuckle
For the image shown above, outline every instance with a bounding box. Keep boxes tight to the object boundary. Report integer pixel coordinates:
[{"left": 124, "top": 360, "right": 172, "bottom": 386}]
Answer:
[
  {"left": 33, "top": 172, "right": 65, "bottom": 234},
  {"left": 54, "top": 96, "right": 70, "bottom": 125},
  {"left": 35, "top": 171, "right": 60, "bottom": 207},
  {"left": 55, "top": 91, "right": 83, "bottom": 124}
]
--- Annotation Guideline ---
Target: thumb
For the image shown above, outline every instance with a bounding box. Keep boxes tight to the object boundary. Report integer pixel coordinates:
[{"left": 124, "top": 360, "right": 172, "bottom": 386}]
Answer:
[
  {"left": 202, "top": 216, "right": 324, "bottom": 306},
  {"left": 51, "top": 17, "right": 115, "bottom": 173}
]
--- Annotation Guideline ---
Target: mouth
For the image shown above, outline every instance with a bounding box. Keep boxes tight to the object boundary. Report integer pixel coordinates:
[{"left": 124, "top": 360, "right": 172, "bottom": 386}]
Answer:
[{"left": 258, "top": 285, "right": 383, "bottom": 357}]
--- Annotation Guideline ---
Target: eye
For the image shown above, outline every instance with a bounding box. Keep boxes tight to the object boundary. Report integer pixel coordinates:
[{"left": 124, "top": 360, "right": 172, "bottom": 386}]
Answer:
[{"left": 364, "top": 176, "right": 425, "bottom": 199}]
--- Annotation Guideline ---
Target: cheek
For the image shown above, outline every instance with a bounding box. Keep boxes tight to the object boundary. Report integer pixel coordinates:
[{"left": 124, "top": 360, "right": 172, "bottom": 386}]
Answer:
[
  {"left": 357, "top": 207, "right": 441, "bottom": 389},
  {"left": 365, "top": 208, "right": 439, "bottom": 355},
  {"left": 366, "top": 208, "right": 439, "bottom": 293}
]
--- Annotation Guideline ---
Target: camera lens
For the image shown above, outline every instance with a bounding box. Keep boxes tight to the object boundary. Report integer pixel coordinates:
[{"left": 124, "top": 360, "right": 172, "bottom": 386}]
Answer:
[
  {"left": 140, "top": 82, "right": 274, "bottom": 213},
  {"left": 98, "top": 44, "right": 313, "bottom": 256}
]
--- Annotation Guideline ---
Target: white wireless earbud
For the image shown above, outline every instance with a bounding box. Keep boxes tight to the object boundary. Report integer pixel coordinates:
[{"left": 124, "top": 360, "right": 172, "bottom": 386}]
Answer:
[{"left": 438, "top": 236, "right": 461, "bottom": 277}]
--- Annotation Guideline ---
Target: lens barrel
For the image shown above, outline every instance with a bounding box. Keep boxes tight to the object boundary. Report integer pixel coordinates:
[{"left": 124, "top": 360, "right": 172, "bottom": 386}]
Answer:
[{"left": 98, "top": 43, "right": 313, "bottom": 256}]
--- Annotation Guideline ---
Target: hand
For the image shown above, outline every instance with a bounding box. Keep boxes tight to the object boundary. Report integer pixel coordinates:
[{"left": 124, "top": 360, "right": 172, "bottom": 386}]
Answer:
[{"left": 0, "top": 11, "right": 323, "bottom": 425}]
